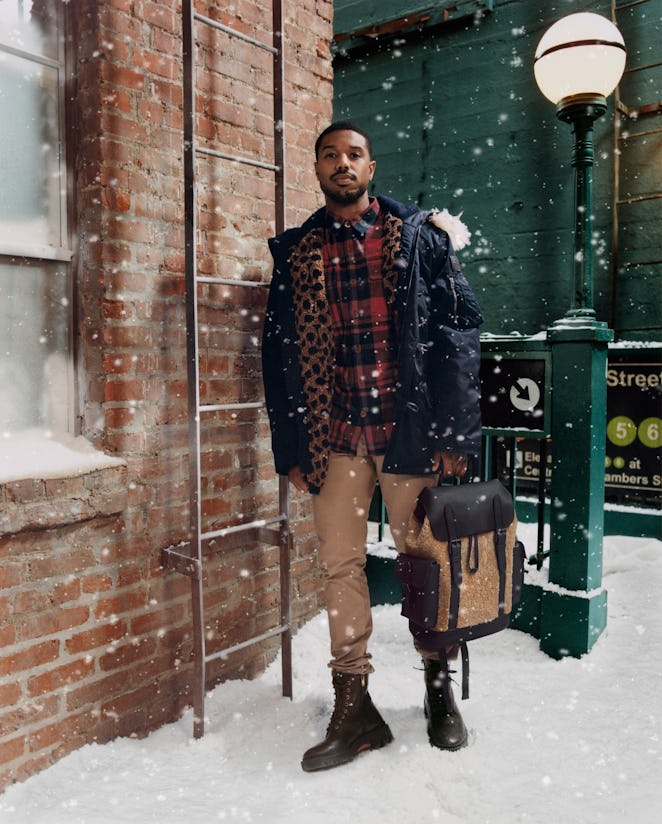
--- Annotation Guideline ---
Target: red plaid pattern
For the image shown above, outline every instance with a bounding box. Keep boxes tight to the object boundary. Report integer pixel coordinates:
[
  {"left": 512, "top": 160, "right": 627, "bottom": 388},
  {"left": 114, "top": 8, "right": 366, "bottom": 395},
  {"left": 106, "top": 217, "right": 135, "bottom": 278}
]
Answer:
[{"left": 323, "top": 199, "right": 398, "bottom": 455}]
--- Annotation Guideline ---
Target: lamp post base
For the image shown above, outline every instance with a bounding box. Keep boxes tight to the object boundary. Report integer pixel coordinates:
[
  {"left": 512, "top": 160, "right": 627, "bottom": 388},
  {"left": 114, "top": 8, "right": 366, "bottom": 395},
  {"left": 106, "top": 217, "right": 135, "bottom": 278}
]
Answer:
[
  {"left": 511, "top": 580, "right": 609, "bottom": 660},
  {"left": 540, "top": 586, "right": 608, "bottom": 660},
  {"left": 548, "top": 315, "right": 613, "bottom": 340}
]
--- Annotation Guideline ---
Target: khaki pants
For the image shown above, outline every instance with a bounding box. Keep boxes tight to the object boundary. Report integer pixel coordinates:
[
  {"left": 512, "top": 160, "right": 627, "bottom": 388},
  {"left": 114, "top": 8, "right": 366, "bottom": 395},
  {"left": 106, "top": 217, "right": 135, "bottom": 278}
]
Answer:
[{"left": 312, "top": 439, "right": 438, "bottom": 675}]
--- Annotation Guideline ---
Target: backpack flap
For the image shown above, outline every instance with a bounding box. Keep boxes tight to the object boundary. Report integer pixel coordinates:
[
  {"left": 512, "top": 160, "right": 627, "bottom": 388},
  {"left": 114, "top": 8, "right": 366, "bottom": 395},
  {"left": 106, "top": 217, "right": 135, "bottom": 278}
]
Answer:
[{"left": 415, "top": 479, "right": 514, "bottom": 540}]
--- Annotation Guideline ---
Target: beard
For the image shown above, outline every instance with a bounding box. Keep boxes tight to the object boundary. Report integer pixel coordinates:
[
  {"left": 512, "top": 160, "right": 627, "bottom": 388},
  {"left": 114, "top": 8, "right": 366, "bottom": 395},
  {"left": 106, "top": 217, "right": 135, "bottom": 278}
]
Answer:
[{"left": 319, "top": 178, "right": 369, "bottom": 206}]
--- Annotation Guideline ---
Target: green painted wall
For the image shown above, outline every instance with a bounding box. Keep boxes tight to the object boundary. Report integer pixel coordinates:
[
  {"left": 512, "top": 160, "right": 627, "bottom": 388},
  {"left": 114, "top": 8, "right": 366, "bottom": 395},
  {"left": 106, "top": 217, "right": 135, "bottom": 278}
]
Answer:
[{"left": 332, "top": 0, "right": 661, "bottom": 340}]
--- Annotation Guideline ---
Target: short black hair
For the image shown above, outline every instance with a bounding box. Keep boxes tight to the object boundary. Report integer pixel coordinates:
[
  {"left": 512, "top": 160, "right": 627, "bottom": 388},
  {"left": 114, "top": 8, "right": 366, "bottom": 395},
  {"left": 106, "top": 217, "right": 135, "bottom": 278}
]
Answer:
[{"left": 314, "top": 120, "right": 373, "bottom": 160}]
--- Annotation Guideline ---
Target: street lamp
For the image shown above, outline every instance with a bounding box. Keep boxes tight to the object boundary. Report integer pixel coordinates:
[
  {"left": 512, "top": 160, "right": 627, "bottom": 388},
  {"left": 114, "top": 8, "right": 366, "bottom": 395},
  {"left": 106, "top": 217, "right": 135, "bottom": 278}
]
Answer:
[
  {"left": 522, "top": 13, "right": 627, "bottom": 659},
  {"left": 534, "top": 12, "right": 626, "bottom": 323}
]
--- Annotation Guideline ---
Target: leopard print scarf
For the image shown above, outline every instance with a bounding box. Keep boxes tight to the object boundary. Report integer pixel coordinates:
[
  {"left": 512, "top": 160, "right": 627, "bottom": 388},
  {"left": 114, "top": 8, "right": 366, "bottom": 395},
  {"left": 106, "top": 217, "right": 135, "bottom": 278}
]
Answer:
[{"left": 288, "top": 212, "right": 404, "bottom": 492}]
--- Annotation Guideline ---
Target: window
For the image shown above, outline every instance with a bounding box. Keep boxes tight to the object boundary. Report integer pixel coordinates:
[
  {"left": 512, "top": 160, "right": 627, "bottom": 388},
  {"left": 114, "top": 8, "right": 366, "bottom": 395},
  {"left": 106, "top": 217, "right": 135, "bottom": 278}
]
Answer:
[{"left": 0, "top": 1, "right": 72, "bottom": 435}]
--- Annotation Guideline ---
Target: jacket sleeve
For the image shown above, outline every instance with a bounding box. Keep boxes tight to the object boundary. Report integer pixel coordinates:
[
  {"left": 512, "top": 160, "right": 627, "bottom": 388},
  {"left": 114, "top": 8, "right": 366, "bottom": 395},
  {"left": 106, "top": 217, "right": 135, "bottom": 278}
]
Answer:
[
  {"left": 425, "top": 226, "right": 484, "bottom": 456},
  {"left": 261, "top": 267, "right": 301, "bottom": 476}
]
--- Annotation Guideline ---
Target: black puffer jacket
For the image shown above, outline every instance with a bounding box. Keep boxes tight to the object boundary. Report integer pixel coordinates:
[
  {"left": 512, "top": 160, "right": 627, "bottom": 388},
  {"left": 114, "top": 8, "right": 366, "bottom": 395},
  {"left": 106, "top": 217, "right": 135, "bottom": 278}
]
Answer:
[{"left": 262, "top": 195, "right": 483, "bottom": 493}]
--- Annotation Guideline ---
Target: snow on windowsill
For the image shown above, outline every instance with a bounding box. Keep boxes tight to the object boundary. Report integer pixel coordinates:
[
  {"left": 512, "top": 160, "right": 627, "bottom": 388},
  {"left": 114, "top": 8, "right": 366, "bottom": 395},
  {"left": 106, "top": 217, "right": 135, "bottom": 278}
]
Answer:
[{"left": 0, "top": 429, "right": 126, "bottom": 484}]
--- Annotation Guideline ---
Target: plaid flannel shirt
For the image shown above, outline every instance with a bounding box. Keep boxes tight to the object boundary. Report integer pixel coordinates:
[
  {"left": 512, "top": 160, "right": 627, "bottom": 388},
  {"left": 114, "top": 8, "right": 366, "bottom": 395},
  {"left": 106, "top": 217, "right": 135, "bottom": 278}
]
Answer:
[{"left": 323, "top": 198, "right": 398, "bottom": 455}]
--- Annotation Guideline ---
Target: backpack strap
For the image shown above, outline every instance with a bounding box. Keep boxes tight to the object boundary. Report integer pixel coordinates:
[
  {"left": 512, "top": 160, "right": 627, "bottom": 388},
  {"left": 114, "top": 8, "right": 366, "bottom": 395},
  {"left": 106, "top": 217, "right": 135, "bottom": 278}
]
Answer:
[
  {"left": 444, "top": 505, "right": 463, "bottom": 630},
  {"left": 493, "top": 494, "right": 508, "bottom": 616},
  {"left": 467, "top": 533, "right": 479, "bottom": 573},
  {"left": 460, "top": 641, "right": 470, "bottom": 700},
  {"left": 438, "top": 641, "right": 470, "bottom": 700}
]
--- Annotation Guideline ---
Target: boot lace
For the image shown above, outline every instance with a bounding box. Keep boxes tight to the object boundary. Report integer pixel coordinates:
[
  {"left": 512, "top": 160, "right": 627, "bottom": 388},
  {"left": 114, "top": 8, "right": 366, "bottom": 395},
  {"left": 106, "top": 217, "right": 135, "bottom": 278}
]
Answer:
[
  {"left": 426, "top": 666, "right": 458, "bottom": 715},
  {"left": 327, "top": 677, "right": 359, "bottom": 733}
]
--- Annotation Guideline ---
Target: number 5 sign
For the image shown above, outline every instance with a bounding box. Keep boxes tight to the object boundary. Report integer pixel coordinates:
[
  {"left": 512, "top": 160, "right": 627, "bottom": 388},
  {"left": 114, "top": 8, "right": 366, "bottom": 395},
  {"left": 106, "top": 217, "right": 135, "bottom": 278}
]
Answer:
[{"left": 605, "top": 353, "right": 662, "bottom": 506}]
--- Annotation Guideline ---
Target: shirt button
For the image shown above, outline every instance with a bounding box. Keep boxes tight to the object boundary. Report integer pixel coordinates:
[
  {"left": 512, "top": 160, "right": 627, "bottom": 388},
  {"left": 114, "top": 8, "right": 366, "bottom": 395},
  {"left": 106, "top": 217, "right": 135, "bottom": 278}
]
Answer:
[{"left": 360, "top": 409, "right": 368, "bottom": 419}]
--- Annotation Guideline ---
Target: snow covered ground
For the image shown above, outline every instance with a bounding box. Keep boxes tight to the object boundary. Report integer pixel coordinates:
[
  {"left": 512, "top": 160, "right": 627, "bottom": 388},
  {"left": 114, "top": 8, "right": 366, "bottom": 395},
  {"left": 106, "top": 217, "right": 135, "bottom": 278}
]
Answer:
[{"left": 1, "top": 527, "right": 660, "bottom": 824}]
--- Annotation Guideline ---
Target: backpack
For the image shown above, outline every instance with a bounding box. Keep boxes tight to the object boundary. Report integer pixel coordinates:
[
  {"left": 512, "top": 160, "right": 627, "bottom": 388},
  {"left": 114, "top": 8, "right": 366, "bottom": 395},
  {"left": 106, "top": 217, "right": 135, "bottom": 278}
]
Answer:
[{"left": 395, "top": 479, "right": 525, "bottom": 699}]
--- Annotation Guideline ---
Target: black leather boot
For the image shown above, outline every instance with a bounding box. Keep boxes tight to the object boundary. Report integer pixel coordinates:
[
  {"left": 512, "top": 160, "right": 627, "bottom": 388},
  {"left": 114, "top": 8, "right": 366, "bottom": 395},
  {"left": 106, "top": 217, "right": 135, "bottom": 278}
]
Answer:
[
  {"left": 423, "top": 657, "right": 468, "bottom": 751},
  {"left": 301, "top": 672, "right": 393, "bottom": 772}
]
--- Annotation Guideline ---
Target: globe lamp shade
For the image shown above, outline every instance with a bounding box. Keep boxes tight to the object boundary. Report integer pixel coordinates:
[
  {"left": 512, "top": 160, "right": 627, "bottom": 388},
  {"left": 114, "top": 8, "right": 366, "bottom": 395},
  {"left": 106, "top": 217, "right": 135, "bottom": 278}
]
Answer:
[{"left": 534, "top": 12, "right": 626, "bottom": 107}]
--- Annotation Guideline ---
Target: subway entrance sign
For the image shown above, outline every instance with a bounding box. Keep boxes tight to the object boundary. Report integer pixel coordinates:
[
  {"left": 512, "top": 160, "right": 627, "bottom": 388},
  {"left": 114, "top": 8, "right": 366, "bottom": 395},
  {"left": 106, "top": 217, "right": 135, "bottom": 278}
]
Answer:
[
  {"left": 480, "top": 344, "right": 551, "bottom": 436},
  {"left": 604, "top": 348, "right": 661, "bottom": 508},
  {"left": 481, "top": 340, "right": 661, "bottom": 512}
]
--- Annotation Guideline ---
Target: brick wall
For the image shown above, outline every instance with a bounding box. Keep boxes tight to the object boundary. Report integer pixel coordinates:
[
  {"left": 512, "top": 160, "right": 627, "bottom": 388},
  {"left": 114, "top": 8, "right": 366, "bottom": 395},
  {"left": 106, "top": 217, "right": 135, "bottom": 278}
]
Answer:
[{"left": 0, "top": 0, "right": 333, "bottom": 790}]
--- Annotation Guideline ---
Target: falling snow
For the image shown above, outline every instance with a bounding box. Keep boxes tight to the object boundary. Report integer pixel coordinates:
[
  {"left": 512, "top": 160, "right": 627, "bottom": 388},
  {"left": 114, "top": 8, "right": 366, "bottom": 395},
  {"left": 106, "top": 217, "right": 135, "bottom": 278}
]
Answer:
[{"left": 0, "top": 526, "right": 659, "bottom": 823}]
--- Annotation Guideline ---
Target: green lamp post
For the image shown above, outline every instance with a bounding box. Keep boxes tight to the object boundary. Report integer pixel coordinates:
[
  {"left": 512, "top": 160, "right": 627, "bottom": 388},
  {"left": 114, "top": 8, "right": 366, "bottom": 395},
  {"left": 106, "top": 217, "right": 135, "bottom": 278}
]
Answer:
[
  {"left": 534, "top": 12, "right": 626, "bottom": 326},
  {"left": 532, "top": 13, "right": 626, "bottom": 657}
]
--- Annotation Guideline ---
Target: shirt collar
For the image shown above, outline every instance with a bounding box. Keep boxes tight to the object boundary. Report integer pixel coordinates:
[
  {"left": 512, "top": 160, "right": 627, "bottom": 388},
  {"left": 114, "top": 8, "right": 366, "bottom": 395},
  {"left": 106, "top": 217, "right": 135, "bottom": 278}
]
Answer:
[{"left": 324, "top": 197, "right": 380, "bottom": 237}]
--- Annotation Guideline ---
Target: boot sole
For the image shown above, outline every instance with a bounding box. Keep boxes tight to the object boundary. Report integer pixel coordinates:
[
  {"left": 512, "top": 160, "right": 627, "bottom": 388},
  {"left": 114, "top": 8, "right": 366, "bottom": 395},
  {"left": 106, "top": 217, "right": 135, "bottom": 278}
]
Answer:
[
  {"left": 427, "top": 728, "right": 468, "bottom": 751},
  {"left": 301, "top": 723, "right": 394, "bottom": 772}
]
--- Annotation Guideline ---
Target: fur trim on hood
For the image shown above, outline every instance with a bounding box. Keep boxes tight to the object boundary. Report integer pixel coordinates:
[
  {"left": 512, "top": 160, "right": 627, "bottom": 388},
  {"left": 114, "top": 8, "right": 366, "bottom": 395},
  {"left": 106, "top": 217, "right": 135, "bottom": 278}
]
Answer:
[{"left": 428, "top": 208, "right": 471, "bottom": 250}]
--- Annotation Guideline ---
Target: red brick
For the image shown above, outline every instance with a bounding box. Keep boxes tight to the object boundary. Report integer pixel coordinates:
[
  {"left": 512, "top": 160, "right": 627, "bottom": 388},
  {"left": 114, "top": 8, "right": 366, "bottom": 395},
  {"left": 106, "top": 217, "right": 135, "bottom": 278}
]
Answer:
[
  {"left": 0, "top": 695, "right": 59, "bottom": 736},
  {"left": 94, "top": 589, "right": 147, "bottom": 619},
  {"left": 101, "top": 187, "right": 131, "bottom": 212},
  {"left": 0, "top": 564, "right": 22, "bottom": 589},
  {"left": 117, "top": 563, "right": 142, "bottom": 587},
  {"left": 0, "top": 640, "right": 60, "bottom": 677},
  {"left": 65, "top": 671, "right": 132, "bottom": 712},
  {"left": 0, "top": 736, "right": 25, "bottom": 767},
  {"left": 103, "top": 379, "right": 144, "bottom": 402},
  {"left": 28, "top": 657, "right": 97, "bottom": 698},
  {"left": 12, "top": 588, "right": 50, "bottom": 614},
  {"left": 20, "top": 606, "right": 90, "bottom": 642},
  {"left": 28, "top": 711, "right": 96, "bottom": 753},
  {"left": 50, "top": 578, "right": 82, "bottom": 605},
  {"left": 0, "top": 683, "right": 21, "bottom": 709},
  {"left": 100, "top": 87, "right": 132, "bottom": 113},
  {"left": 99, "top": 635, "right": 157, "bottom": 671},
  {"left": 80, "top": 573, "right": 114, "bottom": 594},
  {"left": 130, "top": 602, "right": 187, "bottom": 637},
  {"left": 0, "top": 625, "right": 16, "bottom": 648},
  {"left": 27, "top": 549, "right": 96, "bottom": 580},
  {"left": 142, "top": 2, "right": 177, "bottom": 33},
  {"left": 66, "top": 620, "right": 129, "bottom": 654},
  {"left": 98, "top": 60, "right": 145, "bottom": 91},
  {"left": 132, "top": 48, "right": 178, "bottom": 79}
]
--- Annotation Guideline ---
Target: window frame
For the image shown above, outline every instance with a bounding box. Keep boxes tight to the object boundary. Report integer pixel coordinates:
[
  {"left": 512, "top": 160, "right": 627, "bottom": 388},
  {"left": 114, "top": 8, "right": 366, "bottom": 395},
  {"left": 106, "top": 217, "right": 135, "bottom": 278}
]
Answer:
[
  {"left": 0, "top": 3, "right": 72, "bottom": 263},
  {"left": 0, "top": 1, "right": 76, "bottom": 437}
]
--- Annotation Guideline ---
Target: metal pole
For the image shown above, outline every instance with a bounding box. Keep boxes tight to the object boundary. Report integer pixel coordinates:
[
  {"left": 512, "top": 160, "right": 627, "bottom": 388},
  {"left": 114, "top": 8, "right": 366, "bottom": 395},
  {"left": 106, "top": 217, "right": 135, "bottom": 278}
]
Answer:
[
  {"left": 571, "top": 115, "right": 595, "bottom": 315},
  {"left": 536, "top": 439, "right": 548, "bottom": 570},
  {"left": 272, "top": 0, "right": 292, "bottom": 701},
  {"left": 556, "top": 96, "right": 607, "bottom": 320},
  {"left": 273, "top": 0, "right": 286, "bottom": 235},
  {"left": 182, "top": 0, "right": 206, "bottom": 739}
]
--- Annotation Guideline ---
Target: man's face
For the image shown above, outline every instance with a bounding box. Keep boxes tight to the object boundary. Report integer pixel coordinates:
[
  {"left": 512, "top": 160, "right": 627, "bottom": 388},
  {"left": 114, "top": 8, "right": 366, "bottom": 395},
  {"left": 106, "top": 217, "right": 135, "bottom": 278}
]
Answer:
[{"left": 314, "top": 130, "right": 376, "bottom": 207}]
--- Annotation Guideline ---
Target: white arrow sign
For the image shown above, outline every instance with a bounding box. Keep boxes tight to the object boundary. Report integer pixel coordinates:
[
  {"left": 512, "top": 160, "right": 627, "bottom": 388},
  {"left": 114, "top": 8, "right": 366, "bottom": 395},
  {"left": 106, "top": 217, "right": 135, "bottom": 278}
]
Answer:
[{"left": 509, "top": 378, "right": 540, "bottom": 412}]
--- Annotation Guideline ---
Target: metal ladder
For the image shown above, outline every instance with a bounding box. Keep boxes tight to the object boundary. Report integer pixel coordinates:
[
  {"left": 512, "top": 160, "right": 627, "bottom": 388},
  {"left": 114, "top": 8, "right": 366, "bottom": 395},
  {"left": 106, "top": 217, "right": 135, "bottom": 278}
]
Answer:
[{"left": 161, "top": 0, "right": 292, "bottom": 738}]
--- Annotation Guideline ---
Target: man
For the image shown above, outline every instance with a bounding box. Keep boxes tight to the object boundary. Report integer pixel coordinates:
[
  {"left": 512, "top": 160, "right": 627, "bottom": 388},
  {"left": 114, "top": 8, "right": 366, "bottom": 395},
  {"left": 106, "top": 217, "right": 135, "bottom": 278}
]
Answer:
[{"left": 262, "top": 121, "right": 483, "bottom": 771}]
